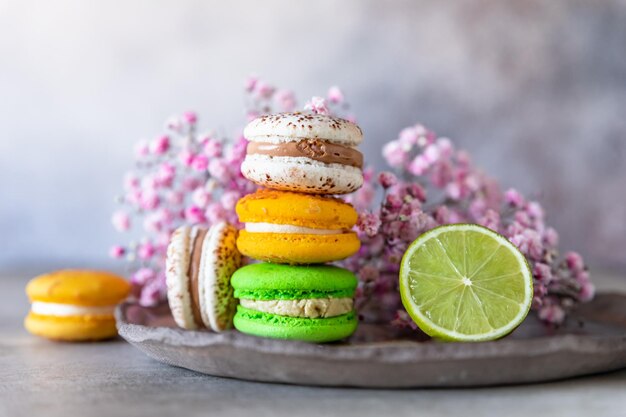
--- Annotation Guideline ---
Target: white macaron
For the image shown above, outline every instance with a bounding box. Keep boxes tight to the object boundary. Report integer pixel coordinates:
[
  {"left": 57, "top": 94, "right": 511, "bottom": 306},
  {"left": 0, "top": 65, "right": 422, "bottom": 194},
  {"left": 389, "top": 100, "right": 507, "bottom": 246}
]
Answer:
[
  {"left": 242, "top": 112, "right": 364, "bottom": 195},
  {"left": 165, "top": 222, "right": 241, "bottom": 331}
]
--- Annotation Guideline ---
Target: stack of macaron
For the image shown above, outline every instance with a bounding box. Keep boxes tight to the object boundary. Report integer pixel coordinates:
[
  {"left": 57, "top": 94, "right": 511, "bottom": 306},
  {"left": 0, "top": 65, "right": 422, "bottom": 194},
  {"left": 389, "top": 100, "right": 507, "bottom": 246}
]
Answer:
[{"left": 232, "top": 112, "right": 365, "bottom": 342}]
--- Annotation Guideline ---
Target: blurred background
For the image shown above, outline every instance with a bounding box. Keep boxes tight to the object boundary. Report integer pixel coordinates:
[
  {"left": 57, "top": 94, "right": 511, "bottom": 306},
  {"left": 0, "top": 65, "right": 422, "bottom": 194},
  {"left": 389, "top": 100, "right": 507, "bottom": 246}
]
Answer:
[{"left": 0, "top": 0, "right": 624, "bottom": 273}]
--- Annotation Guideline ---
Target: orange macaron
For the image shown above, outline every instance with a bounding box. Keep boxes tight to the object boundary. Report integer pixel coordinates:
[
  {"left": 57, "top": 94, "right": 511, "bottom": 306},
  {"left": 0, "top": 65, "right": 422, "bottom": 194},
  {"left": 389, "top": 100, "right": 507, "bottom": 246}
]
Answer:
[
  {"left": 236, "top": 189, "right": 360, "bottom": 264},
  {"left": 25, "top": 270, "right": 131, "bottom": 341}
]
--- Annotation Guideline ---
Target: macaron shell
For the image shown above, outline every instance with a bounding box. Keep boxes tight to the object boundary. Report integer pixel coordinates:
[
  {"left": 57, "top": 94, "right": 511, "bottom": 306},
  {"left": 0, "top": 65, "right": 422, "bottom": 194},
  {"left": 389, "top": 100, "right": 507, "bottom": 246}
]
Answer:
[
  {"left": 233, "top": 306, "right": 357, "bottom": 343},
  {"left": 244, "top": 112, "right": 363, "bottom": 146},
  {"left": 24, "top": 312, "right": 118, "bottom": 341},
  {"left": 241, "top": 155, "right": 363, "bottom": 195},
  {"left": 236, "top": 189, "right": 357, "bottom": 229},
  {"left": 198, "top": 222, "right": 241, "bottom": 332},
  {"left": 26, "top": 270, "right": 130, "bottom": 306},
  {"left": 165, "top": 226, "right": 198, "bottom": 330},
  {"left": 231, "top": 263, "right": 357, "bottom": 294},
  {"left": 237, "top": 230, "right": 360, "bottom": 264}
]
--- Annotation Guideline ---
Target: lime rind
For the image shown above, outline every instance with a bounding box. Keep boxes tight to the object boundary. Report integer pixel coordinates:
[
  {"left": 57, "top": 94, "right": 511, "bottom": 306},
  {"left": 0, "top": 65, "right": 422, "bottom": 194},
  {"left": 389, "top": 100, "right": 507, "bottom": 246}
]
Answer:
[{"left": 399, "top": 224, "right": 533, "bottom": 342}]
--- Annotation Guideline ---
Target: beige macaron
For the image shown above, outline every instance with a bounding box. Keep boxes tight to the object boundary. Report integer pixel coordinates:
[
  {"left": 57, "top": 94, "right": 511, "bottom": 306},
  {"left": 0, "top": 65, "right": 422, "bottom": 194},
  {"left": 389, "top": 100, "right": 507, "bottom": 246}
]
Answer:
[
  {"left": 241, "top": 112, "right": 364, "bottom": 195},
  {"left": 165, "top": 222, "right": 242, "bottom": 331}
]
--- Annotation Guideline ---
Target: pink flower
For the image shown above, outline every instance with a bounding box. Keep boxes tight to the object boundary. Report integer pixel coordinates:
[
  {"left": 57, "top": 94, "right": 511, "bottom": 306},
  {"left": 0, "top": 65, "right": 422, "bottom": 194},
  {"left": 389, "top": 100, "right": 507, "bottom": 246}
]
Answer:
[
  {"left": 408, "top": 155, "right": 430, "bottom": 176},
  {"left": 137, "top": 241, "right": 155, "bottom": 260},
  {"left": 327, "top": 86, "right": 344, "bottom": 104},
  {"left": 183, "top": 111, "right": 197, "bottom": 125},
  {"left": 167, "top": 190, "right": 184, "bottom": 205},
  {"left": 123, "top": 172, "right": 140, "bottom": 190},
  {"left": 543, "top": 227, "right": 559, "bottom": 247},
  {"left": 383, "top": 141, "right": 409, "bottom": 167},
  {"left": 166, "top": 116, "right": 183, "bottom": 132},
  {"left": 358, "top": 265, "right": 380, "bottom": 282},
  {"left": 255, "top": 81, "right": 275, "bottom": 99},
  {"left": 436, "top": 138, "right": 453, "bottom": 158},
  {"left": 203, "top": 139, "right": 223, "bottom": 158},
  {"left": 178, "top": 149, "right": 195, "bottom": 167},
  {"left": 134, "top": 140, "right": 150, "bottom": 158},
  {"left": 155, "top": 163, "right": 175, "bottom": 187},
  {"left": 139, "top": 274, "right": 164, "bottom": 307},
  {"left": 140, "top": 191, "right": 160, "bottom": 210},
  {"left": 112, "top": 211, "right": 131, "bottom": 232},
  {"left": 191, "top": 154, "right": 209, "bottom": 171},
  {"left": 184, "top": 205, "right": 206, "bottom": 224},
  {"left": 132, "top": 268, "right": 156, "bottom": 286},
  {"left": 150, "top": 135, "right": 170, "bottom": 155},
  {"left": 157, "top": 208, "right": 175, "bottom": 225},
  {"left": 538, "top": 302, "right": 565, "bottom": 324},
  {"left": 109, "top": 245, "right": 125, "bottom": 259},
  {"left": 566, "top": 251, "right": 585, "bottom": 272},
  {"left": 357, "top": 212, "right": 382, "bottom": 237},
  {"left": 274, "top": 89, "right": 296, "bottom": 112},
  {"left": 526, "top": 201, "right": 544, "bottom": 221},
  {"left": 208, "top": 158, "right": 230, "bottom": 182},
  {"left": 192, "top": 188, "right": 212, "bottom": 209},
  {"left": 304, "top": 96, "right": 330, "bottom": 115},
  {"left": 579, "top": 282, "right": 595, "bottom": 302},
  {"left": 205, "top": 202, "right": 226, "bottom": 224},
  {"left": 422, "top": 144, "right": 441, "bottom": 164},
  {"left": 398, "top": 127, "right": 419, "bottom": 145},
  {"left": 478, "top": 209, "right": 500, "bottom": 231},
  {"left": 181, "top": 176, "right": 202, "bottom": 192},
  {"left": 504, "top": 188, "right": 525, "bottom": 208},
  {"left": 142, "top": 214, "right": 162, "bottom": 233},
  {"left": 533, "top": 263, "right": 553, "bottom": 284},
  {"left": 220, "top": 191, "right": 240, "bottom": 211},
  {"left": 244, "top": 75, "right": 257, "bottom": 92},
  {"left": 378, "top": 171, "right": 398, "bottom": 189}
]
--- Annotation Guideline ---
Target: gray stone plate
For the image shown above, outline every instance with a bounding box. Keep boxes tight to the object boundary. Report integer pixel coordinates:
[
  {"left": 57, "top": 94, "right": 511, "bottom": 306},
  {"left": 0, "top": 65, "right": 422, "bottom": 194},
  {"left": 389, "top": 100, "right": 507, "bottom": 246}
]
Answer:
[{"left": 116, "top": 293, "right": 626, "bottom": 388}]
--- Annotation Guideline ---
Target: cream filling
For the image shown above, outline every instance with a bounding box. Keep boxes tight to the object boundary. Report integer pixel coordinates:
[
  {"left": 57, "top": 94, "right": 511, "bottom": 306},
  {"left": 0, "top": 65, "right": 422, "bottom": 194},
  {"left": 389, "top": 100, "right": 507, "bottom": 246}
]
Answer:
[
  {"left": 240, "top": 298, "right": 353, "bottom": 318},
  {"left": 245, "top": 222, "right": 343, "bottom": 235},
  {"left": 31, "top": 302, "right": 116, "bottom": 317}
]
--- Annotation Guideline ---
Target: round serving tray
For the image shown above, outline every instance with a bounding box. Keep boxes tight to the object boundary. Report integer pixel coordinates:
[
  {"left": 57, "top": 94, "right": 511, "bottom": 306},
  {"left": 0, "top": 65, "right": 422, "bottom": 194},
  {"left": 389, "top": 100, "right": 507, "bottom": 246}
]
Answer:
[{"left": 116, "top": 293, "right": 626, "bottom": 388}]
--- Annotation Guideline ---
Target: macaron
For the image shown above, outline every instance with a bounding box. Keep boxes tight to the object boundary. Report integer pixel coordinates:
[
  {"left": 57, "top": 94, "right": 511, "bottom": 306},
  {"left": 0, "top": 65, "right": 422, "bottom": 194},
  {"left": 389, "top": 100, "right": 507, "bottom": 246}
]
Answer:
[
  {"left": 165, "top": 222, "right": 242, "bottom": 331},
  {"left": 231, "top": 263, "right": 358, "bottom": 343},
  {"left": 236, "top": 189, "right": 361, "bottom": 264},
  {"left": 241, "top": 112, "right": 364, "bottom": 195},
  {"left": 24, "top": 270, "right": 131, "bottom": 341}
]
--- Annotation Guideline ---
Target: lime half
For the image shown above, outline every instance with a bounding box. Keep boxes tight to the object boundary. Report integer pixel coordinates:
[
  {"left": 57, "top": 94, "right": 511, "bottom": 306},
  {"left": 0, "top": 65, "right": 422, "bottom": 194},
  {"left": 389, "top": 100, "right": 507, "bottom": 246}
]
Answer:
[{"left": 399, "top": 224, "right": 533, "bottom": 342}]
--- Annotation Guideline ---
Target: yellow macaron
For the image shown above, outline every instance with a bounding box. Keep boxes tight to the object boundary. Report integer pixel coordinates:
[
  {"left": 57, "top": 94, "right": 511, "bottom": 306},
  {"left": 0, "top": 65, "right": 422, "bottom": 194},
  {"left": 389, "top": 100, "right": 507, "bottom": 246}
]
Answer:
[
  {"left": 236, "top": 189, "right": 360, "bottom": 264},
  {"left": 25, "top": 270, "right": 131, "bottom": 341}
]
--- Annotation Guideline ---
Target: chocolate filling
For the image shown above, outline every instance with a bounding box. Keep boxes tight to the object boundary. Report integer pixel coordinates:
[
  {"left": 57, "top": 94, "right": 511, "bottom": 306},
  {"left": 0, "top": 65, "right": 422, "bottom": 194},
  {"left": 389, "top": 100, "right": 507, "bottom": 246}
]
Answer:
[
  {"left": 187, "top": 228, "right": 208, "bottom": 328},
  {"left": 247, "top": 139, "right": 363, "bottom": 168}
]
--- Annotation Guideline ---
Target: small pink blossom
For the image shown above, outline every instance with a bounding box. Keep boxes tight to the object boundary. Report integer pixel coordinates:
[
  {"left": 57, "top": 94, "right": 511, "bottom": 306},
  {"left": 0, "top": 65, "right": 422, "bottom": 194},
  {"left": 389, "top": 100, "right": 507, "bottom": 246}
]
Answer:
[
  {"left": 543, "top": 227, "right": 559, "bottom": 247},
  {"left": 184, "top": 205, "right": 206, "bottom": 224},
  {"left": 183, "top": 111, "right": 197, "bottom": 125},
  {"left": 208, "top": 159, "right": 230, "bottom": 182},
  {"left": 134, "top": 140, "right": 150, "bottom": 158},
  {"left": 140, "top": 191, "right": 160, "bottom": 210},
  {"left": 526, "top": 201, "right": 544, "bottom": 221},
  {"left": 220, "top": 191, "right": 240, "bottom": 211},
  {"left": 151, "top": 135, "right": 170, "bottom": 155},
  {"left": 137, "top": 241, "right": 155, "bottom": 260},
  {"left": 112, "top": 211, "right": 131, "bottom": 231},
  {"left": 579, "top": 282, "right": 595, "bottom": 302},
  {"left": 408, "top": 155, "right": 430, "bottom": 176},
  {"left": 274, "top": 89, "right": 296, "bottom": 112},
  {"left": 191, "top": 188, "right": 212, "bottom": 209},
  {"left": 191, "top": 154, "right": 209, "bottom": 171},
  {"left": 109, "top": 245, "right": 125, "bottom": 259},
  {"left": 358, "top": 265, "right": 379, "bottom": 282},
  {"left": 357, "top": 212, "right": 382, "bottom": 237},
  {"left": 538, "top": 302, "right": 565, "bottom": 324},
  {"left": 181, "top": 176, "right": 202, "bottom": 192},
  {"left": 139, "top": 274, "right": 164, "bottom": 307},
  {"left": 383, "top": 141, "right": 409, "bottom": 167},
  {"left": 533, "top": 263, "right": 553, "bottom": 284},
  {"left": 178, "top": 149, "right": 195, "bottom": 167},
  {"left": 327, "top": 86, "right": 344, "bottom": 104},
  {"left": 244, "top": 75, "right": 257, "bottom": 92},
  {"left": 167, "top": 190, "right": 185, "bottom": 205},
  {"left": 123, "top": 172, "right": 140, "bottom": 190},
  {"left": 378, "top": 171, "right": 398, "bottom": 189},
  {"left": 255, "top": 80, "right": 275, "bottom": 99},
  {"left": 205, "top": 202, "right": 226, "bottom": 224},
  {"left": 155, "top": 163, "right": 176, "bottom": 187},
  {"left": 131, "top": 267, "right": 156, "bottom": 286},
  {"left": 304, "top": 96, "right": 330, "bottom": 115},
  {"left": 203, "top": 139, "right": 223, "bottom": 158},
  {"left": 142, "top": 214, "right": 162, "bottom": 233},
  {"left": 566, "top": 251, "right": 585, "bottom": 272},
  {"left": 504, "top": 188, "right": 525, "bottom": 208}
]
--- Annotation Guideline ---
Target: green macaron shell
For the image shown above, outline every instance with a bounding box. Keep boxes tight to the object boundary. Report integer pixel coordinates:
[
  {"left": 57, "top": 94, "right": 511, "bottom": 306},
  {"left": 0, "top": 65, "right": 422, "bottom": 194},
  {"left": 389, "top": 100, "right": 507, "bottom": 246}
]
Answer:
[
  {"left": 234, "top": 306, "right": 358, "bottom": 343},
  {"left": 231, "top": 263, "right": 357, "bottom": 301}
]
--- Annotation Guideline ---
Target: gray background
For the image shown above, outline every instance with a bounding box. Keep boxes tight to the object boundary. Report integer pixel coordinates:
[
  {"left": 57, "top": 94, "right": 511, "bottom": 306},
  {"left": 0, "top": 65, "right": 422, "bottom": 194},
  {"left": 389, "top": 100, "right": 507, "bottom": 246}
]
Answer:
[{"left": 1, "top": 0, "right": 625, "bottom": 272}]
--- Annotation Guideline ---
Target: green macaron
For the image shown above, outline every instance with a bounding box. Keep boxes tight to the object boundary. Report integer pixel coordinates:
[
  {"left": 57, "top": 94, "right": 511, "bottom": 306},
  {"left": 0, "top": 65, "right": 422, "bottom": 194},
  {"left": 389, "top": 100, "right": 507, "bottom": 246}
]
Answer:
[{"left": 231, "top": 263, "right": 358, "bottom": 343}]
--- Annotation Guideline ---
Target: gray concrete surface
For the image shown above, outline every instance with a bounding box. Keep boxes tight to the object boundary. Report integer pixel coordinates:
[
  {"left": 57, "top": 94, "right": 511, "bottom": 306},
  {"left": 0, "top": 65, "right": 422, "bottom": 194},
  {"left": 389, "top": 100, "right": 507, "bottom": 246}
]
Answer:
[{"left": 1, "top": 271, "right": 625, "bottom": 417}]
